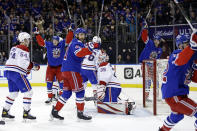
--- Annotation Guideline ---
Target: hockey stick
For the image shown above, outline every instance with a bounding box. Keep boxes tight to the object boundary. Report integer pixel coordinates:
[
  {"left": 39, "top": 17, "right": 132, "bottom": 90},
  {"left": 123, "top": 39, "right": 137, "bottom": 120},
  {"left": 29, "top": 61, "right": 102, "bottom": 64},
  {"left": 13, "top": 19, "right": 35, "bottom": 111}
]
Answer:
[
  {"left": 97, "top": 0, "right": 104, "bottom": 37},
  {"left": 80, "top": 15, "right": 86, "bottom": 28},
  {"left": 137, "top": 0, "right": 156, "bottom": 41},
  {"left": 64, "top": 0, "right": 72, "bottom": 20},
  {"left": 173, "top": 0, "right": 195, "bottom": 31}
]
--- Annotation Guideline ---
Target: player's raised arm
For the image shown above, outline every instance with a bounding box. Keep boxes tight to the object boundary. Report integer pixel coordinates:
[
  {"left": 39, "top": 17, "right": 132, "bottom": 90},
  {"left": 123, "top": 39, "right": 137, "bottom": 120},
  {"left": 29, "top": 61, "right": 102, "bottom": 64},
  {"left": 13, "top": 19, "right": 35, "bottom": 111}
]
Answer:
[
  {"left": 33, "top": 27, "right": 45, "bottom": 47},
  {"left": 174, "top": 32, "right": 197, "bottom": 66},
  {"left": 65, "top": 23, "right": 75, "bottom": 44},
  {"left": 141, "top": 21, "right": 149, "bottom": 44}
]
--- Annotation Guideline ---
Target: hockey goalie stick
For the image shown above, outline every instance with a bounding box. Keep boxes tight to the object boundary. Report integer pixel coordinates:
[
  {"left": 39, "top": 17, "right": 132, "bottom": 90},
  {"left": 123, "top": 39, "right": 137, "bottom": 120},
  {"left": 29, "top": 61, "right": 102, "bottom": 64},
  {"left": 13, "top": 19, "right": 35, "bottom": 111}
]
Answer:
[
  {"left": 137, "top": 0, "right": 156, "bottom": 41},
  {"left": 97, "top": 0, "right": 105, "bottom": 37},
  {"left": 173, "top": 0, "right": 195, "bottom": 31}
]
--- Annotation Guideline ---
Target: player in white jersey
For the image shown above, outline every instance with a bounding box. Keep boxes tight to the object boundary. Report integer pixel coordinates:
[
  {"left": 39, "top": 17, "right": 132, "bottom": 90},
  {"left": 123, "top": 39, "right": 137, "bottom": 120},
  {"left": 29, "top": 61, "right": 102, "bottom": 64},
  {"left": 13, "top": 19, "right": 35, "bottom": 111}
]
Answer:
[
  {"left": 2, "top": 32, "right": 40, "bottom": 120},
  {"left": 81, "top": 36, "right": 102, "bottom": 97},
  {"left": 95, "top": 52, "right": 136, "bottom": 115}
]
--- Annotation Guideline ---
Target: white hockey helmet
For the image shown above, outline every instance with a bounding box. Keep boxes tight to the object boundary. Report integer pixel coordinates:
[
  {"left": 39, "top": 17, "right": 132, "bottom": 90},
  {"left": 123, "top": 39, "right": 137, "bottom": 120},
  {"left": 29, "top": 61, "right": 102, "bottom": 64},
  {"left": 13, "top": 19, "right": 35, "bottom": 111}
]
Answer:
[
  {"left": 98, "top": 51, "right": 109, "bottom": 65},
  {"left": 18, "top": 32, "right": 30, "bottom": 43},
  {"left": 92, "top": 36, "right": 101, "bottom": 44}
]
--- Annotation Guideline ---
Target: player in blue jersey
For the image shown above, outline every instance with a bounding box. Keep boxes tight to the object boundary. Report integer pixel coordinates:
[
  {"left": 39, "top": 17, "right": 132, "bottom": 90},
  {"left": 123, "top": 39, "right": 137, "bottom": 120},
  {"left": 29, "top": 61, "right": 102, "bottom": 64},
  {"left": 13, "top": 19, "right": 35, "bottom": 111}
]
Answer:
[
  {"left": 51, "top": 28, "right": 99, "bottom": 120},
  {"left": 139, "top": 23, "right": 163, "bottom": 100},
  {"left": 34, "top": 27, "right": 74, "bottom": 104},
  {"left": 159, "top": 32, "right": 197, "bottom": 131}
]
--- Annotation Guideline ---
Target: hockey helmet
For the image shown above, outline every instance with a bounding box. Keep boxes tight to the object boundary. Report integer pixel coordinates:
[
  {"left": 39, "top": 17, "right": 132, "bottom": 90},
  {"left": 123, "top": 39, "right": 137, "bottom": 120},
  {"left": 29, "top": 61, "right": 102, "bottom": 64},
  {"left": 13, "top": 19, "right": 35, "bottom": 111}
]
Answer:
[
  {"left": 52, "top": 36, "right": 60, "bottom": 42},
  {"left": 92, "top": 36, "right": 101, "bottom": 44},
  {"left": 180, "top": 35, "right": 189, "bottom": 43},
  {"left": 176, "top": 35, "right": 189, "bottom": 48},
  {"left": 74, "top": 28, "right": 87, "bottom": 35},
  {"left": 98, "top": 51, "right": 109, "bottom": 65},
  {"left": 18, "top": 32, "right": 30, "bottom": 43},
  {"left": 153, "top": 35, "right": 161, "bottom": 41}
]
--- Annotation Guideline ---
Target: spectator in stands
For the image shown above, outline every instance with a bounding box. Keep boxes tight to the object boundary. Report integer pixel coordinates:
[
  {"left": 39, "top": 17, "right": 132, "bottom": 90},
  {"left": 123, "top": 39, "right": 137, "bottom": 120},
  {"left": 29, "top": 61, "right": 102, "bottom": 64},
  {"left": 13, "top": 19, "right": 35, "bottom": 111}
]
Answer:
[
  {"left": 117, "top": 54, "right": 125, "bottom": 64},
  {"left": 160, "top": 43, "right": 171, "bottom": 59},
  {"left": 0, "top": 52, "right": 3, "bottom": 65}
]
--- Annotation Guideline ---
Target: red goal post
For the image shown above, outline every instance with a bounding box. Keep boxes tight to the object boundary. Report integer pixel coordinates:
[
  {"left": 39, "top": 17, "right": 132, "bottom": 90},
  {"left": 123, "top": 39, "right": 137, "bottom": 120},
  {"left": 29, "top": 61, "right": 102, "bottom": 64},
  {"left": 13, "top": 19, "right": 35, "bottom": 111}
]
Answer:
[{"left": 142, "top": 59, "right": 169, "bottom": 115}]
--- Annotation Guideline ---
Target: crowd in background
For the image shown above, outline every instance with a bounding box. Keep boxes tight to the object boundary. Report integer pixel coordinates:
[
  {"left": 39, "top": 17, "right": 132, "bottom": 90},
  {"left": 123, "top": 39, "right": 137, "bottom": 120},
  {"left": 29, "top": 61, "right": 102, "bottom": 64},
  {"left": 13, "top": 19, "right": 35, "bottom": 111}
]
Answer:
[{"left": 0, "top": 0, "right": 197, "bottom": 64}]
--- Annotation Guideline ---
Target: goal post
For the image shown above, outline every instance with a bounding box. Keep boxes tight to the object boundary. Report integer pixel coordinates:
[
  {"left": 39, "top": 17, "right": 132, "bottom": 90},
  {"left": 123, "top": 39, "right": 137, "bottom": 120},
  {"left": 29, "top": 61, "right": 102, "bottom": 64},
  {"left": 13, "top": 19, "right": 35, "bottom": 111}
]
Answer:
[{"left": 142, "top": 59, "right": 169, "bottom": 115}]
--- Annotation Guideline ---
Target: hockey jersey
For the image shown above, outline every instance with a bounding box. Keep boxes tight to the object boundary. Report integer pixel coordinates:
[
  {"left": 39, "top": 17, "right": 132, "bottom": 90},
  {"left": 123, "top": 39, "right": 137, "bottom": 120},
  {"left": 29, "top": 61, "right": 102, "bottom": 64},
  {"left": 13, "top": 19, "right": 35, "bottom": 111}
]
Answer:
[
  {"left": 5, "top": 45, "right": 31, "bottom": 75},
  {"left": 81, "top": 49, "right": 101, "bottom": 70},
  {"left": 139, "top": 29, "right": 162, "bottom": 63},
  {"left": 45, "top": 40, "right": 65, "bottom": 66},
  {"left": 61, "top": 38, "right": 92, "bottom": 73},
  {"left": 161, "top": 46, "right": 197, "bottom": 99},
  {"left": 97, "top": 62, "right": 121, "bottom": 88},
  {"left": 35, "top": 31, "right": 74, "bottom": 67}
]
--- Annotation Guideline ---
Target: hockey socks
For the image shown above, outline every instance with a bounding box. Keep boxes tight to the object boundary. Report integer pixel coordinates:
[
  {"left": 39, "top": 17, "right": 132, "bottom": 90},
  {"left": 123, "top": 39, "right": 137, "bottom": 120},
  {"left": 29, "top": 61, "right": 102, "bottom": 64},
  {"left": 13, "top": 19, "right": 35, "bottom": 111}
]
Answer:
[
  {"left": 4, "top": 92, "right": 18, "bottom": 111},
  {"left": 47, "top": 82, "right": 53, "bottom": 98},
  {"left": 161, "top": 113, "right": 184, "bottom": 131},
  {"left": 55, "top": 91, "right": 72, "bottom": 111}
]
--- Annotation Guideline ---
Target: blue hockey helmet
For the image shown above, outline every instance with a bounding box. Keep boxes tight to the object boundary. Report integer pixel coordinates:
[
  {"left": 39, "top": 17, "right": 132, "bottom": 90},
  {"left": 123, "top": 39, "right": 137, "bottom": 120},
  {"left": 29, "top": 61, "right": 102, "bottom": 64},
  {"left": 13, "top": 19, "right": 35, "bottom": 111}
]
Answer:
[
  {"left": 176, "top": 35, "right": 190, "bottom": 48},
  {"left": 153, "top": 35, "right": 161, "bottom": 41},
  {"left": 74, "top": 28, "right": 87, "bottom": 35},
  {"left": 52, "top": 36, "right": 60, "bottom": 41},
  {"left": 176, "top": 35, "right": 183, "bottom": 48},
  {"left": 180, "top": 35, "right": 189, "bottom": 43}
]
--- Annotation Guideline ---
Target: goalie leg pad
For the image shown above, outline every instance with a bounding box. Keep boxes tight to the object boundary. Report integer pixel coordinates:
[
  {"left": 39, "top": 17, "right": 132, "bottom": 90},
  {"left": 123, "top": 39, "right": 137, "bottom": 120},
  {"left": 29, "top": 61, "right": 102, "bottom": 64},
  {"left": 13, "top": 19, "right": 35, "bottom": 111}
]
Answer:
[
  {"left": 97, "top": 101, "right": 133, "bottom": 115},
  {"left": 103, "top": 87, "right": 121, "bottom": 102}
]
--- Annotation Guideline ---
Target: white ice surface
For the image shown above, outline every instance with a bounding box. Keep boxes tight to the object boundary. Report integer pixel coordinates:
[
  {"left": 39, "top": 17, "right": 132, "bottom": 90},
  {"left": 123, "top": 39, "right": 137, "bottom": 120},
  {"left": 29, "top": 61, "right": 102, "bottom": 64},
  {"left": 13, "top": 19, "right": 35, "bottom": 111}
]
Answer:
[{"left": 0, "top": 87, "right": 196, "bottom": 131}]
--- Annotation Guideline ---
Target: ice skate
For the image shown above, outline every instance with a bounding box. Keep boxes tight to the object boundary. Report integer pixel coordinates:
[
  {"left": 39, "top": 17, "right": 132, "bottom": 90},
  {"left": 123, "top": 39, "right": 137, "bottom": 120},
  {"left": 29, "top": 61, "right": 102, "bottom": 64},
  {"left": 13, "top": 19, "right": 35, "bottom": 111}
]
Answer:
[
  {"left": 23, "top": 110, "right": 36, "bottom": 120},
  {"left": 77, "top": 111, "right": 92, "bottom": 120},
  {"left": 2, "top": 108, "right": 15, "bottom": 119},
  {"left": 45, "top": 94, "right": 58, "bottom": 104},
  {"left": 51, "top": 106, "right": 64, "bottom": 120}
]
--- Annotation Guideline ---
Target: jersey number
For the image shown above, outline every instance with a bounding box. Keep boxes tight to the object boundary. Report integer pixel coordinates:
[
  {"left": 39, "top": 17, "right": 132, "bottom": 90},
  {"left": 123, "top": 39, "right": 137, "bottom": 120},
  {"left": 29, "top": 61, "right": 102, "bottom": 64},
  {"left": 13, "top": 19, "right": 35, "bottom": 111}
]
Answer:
[
  {"left": 88, "top": 55, "right": 95, "bottom": 61},
  {"left": 11, "top": 53, "right": 16, "bottom": 59}
]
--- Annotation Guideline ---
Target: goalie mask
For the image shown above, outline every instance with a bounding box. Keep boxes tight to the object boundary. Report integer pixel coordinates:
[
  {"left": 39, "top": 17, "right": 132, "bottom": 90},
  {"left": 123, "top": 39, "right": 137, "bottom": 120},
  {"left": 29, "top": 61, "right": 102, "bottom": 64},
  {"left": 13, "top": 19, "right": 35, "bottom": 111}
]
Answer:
[{"left": 98, "top": 51, "right": 109, "bottom": 65}]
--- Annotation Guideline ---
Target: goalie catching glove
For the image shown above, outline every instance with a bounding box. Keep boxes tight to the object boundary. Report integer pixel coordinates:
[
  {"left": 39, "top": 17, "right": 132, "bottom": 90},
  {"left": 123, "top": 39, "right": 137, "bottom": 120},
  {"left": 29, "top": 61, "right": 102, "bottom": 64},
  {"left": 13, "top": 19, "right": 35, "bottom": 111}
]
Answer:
[{"left": 96, "top": 84, "right": 106, "bottom": 101}]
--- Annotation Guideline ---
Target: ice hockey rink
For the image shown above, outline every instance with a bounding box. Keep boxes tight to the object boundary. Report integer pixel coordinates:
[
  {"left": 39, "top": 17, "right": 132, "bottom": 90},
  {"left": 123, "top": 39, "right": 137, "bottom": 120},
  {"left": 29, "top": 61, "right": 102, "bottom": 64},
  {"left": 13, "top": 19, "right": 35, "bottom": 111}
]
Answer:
[{"left": 0, "top": 87, "right": 196, "bottom": 131}]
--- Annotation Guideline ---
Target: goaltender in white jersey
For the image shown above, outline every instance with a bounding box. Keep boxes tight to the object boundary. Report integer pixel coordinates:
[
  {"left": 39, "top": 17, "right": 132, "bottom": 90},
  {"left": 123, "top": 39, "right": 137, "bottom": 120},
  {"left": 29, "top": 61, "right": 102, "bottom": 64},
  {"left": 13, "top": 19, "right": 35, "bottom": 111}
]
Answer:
[{"left": 96, "top": 52, "right": 136, "bottom": 115}]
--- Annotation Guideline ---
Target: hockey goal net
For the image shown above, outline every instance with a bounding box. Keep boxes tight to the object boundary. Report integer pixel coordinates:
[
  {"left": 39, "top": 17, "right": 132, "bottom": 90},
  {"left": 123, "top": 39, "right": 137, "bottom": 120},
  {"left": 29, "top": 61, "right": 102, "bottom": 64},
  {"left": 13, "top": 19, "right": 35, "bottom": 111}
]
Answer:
[{"left": 142, "top": 59, "right": 171, "bottom": 115}]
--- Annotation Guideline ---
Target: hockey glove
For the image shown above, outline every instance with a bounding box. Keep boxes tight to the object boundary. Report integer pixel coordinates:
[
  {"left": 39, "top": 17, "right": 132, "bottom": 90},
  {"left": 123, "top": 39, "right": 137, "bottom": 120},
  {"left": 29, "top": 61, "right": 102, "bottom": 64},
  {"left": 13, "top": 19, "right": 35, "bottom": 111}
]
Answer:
[
  {"left": 190, "top": 29, "right": 197, "bottom": 51},
  {"left": 87, "top": 42, "right": 99, "bottom": 52},
  {"left": 97, "top": 85, "right": 106, "bottom": 101},
  {"left": 33, "top": 27, "right": 39, "bottom": 35},
  {"left": 32, "top": 63, "right": 40, "bottom": 71},
  {"left": 142, "top": 20, "right": 148, "bottom": 29},
  {"left": 68, "top": 23, "right": 75, "bottom": 31}
]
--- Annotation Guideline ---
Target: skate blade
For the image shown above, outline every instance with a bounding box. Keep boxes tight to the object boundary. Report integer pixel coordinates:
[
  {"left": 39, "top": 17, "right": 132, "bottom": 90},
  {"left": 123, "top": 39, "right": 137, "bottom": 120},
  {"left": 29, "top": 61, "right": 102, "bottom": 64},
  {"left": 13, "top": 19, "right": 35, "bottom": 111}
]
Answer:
[
  {"left": 77, "top": 118, "right": 92, "bottom": 122},
  {"left": 2, "top": 117, "right": 15, "bottom": 122},
  {"left": 45, "top": 102, "right": 52, "bottom": 105},
  {"left": 22, "top": 118, "right": 36, "bottom": 123},
  {"left": 49, "top": 114, "right": 54, "bottom": 121},
  {"left": 49, "top": 114, "right": 64, "bottom": 121}
]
